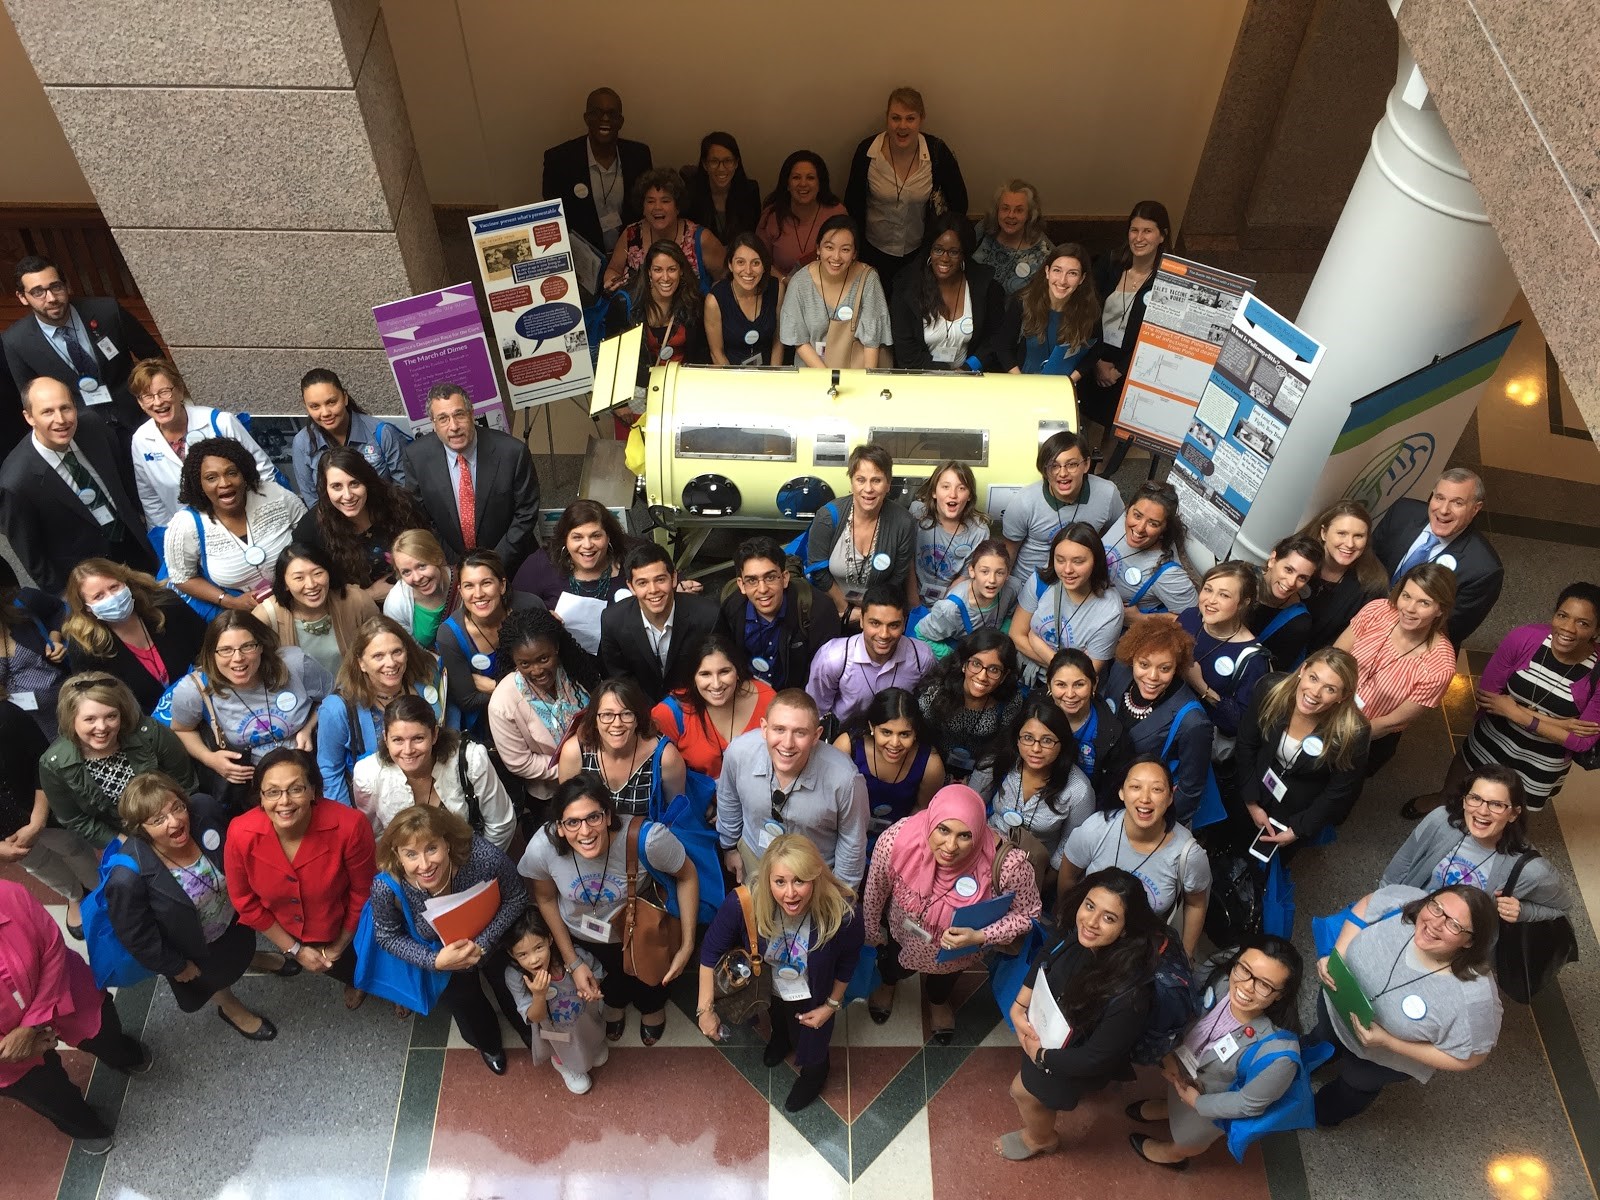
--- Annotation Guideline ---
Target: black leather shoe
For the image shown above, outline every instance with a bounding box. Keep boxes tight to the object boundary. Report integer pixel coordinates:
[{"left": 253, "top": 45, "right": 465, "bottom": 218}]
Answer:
[
  {"left": 481, "top": 1049, "right": 508, "bottom": 1076},
  {"left": 784, "top": 1062, "right": 829, "bottom": 1112},
  {"left": 1129, "top": 1133, "right": 1188, "bottom": 1172},
  {"left": 217, "top": 1007, "right": 278, "bottom": 1042},
  {"left": 1399, "top": 797, "right": 1427, "bottom": 821}
]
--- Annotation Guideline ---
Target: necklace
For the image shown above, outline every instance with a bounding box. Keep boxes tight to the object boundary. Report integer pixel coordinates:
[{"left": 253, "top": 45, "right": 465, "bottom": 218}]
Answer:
[
  {"left": 871, "top": 738, "right": 914, "bottom": 786},
  {"left": 597, "top": 736, "right": 641, "bottom": 795},
  {"left": 568, "top": 569, "right": 612, "bottom": 600},
  {"left": 1122, "top": 686, "right": 1156, "bottom": 720},
  {"left": 790, "top": 204, "right": 822, "bottom": 257}
]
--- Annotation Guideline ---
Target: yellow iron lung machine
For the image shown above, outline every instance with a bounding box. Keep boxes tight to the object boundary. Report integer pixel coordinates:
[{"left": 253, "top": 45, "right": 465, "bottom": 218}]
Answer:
[{"left": 591, "top": 325, "right": 1078, "bottom": 521}]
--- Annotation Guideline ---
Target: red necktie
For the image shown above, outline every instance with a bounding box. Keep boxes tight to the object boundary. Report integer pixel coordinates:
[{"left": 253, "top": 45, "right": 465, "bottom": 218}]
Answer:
[{"left": 456, "top": 456, "right": 477, "bottom": 550}]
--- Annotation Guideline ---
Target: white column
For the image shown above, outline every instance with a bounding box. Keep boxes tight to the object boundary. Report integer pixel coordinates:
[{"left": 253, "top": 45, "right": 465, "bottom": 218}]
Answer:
[{"left": 1232, "top": 33, "right": 1518, "bottom": 563}]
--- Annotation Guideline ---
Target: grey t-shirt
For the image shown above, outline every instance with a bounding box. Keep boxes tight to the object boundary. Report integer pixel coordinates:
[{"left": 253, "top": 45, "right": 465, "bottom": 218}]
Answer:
[
  {"left": 1016, "top": 575, "right": 1124, "bottom": 664},
  {"left": 1101, "top": 539, "right": 1197, "bottom": 613},
  {"left": 1001, "top": 478, "right": 1124, "bottom": 593},
  {"left": 914, "top": 577, "right": 1014, "bottom": 646},
  {"left": 1379, "top": 807, "right": 1568, "bottom": 921},
  {"left": 167, "top": 647, "right": 334, "bottom": 762},
  {"left": 1063, "top": 810, "right": 1211, "bottom": 920},
  {"left": 517, "top": 818, "right": 686, "bottom": 944},
  {"left": 908, "top": 500, "right": 991, "bottom": 606},
  {"left": 1332, "top": 884, "right": 1503, "bottom": 1081},
  {"left": 982, "top": 763, "right": 1095, "bottom": 868}
]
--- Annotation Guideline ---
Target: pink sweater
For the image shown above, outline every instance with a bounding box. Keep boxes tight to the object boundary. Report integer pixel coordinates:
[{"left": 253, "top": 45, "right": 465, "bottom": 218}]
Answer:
[
  {"left": 0, "top": 881, "right": 104, "bottom": 1087},
  {"left": 861, "top": 820, "right": 1041, "bottom": 976},
  {"left": 487, "top": 674, "right": 564, "bottom": 802},
  {"left": 1479, "top": 623, "right": 1600, "bottom": 753}
]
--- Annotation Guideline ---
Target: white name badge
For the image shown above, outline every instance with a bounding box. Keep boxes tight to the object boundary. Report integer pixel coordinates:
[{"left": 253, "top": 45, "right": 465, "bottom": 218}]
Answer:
[
  {"left": 834, "top": 304, "right": 854, "bottom": 321},
  {"left": 80, "top": 381, "right": 112, "bottom": 406},
  {"left": 776, "top": 965, "right": 802, "bottom": 981},
  {"left": 750, "top": 656, "right": 771, "bottom": 673},
  {"left": 470, "top": 653, "right": 492, "bottom": 671},
  {"left": 1124, "top": 567, "right": 1143, "bottom": 585},
  {"left": 958, "top": 317, "right": 974, "bottom": 335},
  {"left": 1353, "top": 693, "right": 1366, "bottom": 711},
  {"left": 1437, "top": 553, "right": 1457, "bottom": 571},
  {"left": 1015, "top": 262, "right": 1031, "bottom": 278},
  {"left": 577, "top": 913, "right": 613, "bottom": 941},
  {"left": 1262, "top": 767, "right": 1288, "bottom": 801},
  {"left": 540, "top": 1027, "right": 572, "bottom": 1044},
  {"left": 1213, "top": 1033, "right": 1240, "bottom": 1062},
  {"left": 90, "top": 506, "right": 115, "bottom": 526},
  {"left": 953, "top": 875, "right": 979, "bottom": 898},
  {"left": 599, "top": 210, "right": 622, "bottom": 233},
  {"left": 871, "top": 552, "right": 891, "bottom": 571},
  {"left": 901, "top": 917, "right": 934, "bottom": 942},
  {"left": 1402, "top": 994, "right": 1427, "bottom": 1020},
  {"left": 422, "top": 686, "right": 439, "bottom": 705},
  {"left": 96, "top": 336, "right": 119, "bottom": 358},
  {"left": 12, "top": 691, "right": 38, "bottom": 711},
  {"left": 872, "top": 804, "right": 893, "bottom": 818},
  {"left": 658, "top": 346, "right": 674, "bottom": 361},
  {"left": 757, "top": 819, "right": 783, "bottom": 849},
  {"left": 76, "top": 487, "right": 96, "bottom": 505},
  {"left": 202, "top": 828, "right": 222, "bottom": 851},
  {"left": 275, "top": 691, "right": 297, "bottom": 712},
  {"left": 744, "top": 329, "right": 760, "bottom": 346},
  {"left": 1302, "top": 735, "right": 1325, "bottom": 758},
  {"left": 1001, "top": 810, "right": 1023, "bottom": 829},
  {"left": 1216, "top": 655, "right": 1236, "bottom": 677},
  {"left": 573, "top": 182, "right": 590, "bottom": 199},
  {"left": 243, "top": 545, "right": 267, "bottom": 566}
]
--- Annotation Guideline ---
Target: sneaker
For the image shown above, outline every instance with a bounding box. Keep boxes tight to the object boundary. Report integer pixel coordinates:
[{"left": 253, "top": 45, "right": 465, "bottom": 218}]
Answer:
[
  {"left": 77, "top": 1136, "right": 114, "bottom": 1156},
  {"left": 553, "top": 1059, "right": 592, "bottom": 1095},
  {"left": 593, "top": 1042, "right": 609, "bottom": 1070}
]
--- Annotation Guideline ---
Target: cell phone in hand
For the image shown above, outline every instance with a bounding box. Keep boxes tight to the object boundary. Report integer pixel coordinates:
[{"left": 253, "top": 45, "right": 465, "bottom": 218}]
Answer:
[{"left": 1249, "top": 818, "right": 1290, "bottom": 863}]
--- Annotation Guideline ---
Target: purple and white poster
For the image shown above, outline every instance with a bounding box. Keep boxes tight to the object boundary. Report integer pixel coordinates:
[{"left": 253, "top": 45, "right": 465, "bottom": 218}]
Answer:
[{"left": 372, "top": 284, "right": 507, "bottom": 434}]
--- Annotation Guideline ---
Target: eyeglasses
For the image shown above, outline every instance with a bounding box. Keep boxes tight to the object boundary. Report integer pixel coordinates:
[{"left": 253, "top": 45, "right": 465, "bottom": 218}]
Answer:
[
  {"left": 430, "top": 410, "right": 472, "bottom": 427},
  {"left": 24, "top": 281, "right": 67, "bottom": 299},
  {"left": 929, "top": 246, "right": 963, "bottom": 259},
  {"left": 965, "top": 659, "right": 1006, "bottom": 680},
  {"left": 740, "top": 570, "right": 783, "bottom": 587},
  {"left": 1018, "top": 732, "right": 1059, "bottom": 749},
  {"left": 143, "top": 804, "right": 186, "bottom": 828},
  {"left": 1048, "top": 459, "right": 1087, "bottom": 475},
  {"left": 215, "top": 643, "right": 261, "bottom": 659},
  {"left": 1230, "top": 959, "right": 1283, "bottom": 995},
  {"left": 704, "top": 156, "right": 737, "bottom": 169},
  {"left": 596, "top": 711, "right": 637, "bottom": 726},
  {"left": 560, "top": 811, "right": 607, "bottom": 832},
  {"left": 260, "top": 783, "right": 311, "bottom": 802},
  {"left": 141, "top": 387, "right": 177, "bottom": 403},
  {"left": 1462, "top": 792, "right": 1513, "bottom": 815},
  {"left": 1424, "top": 897, "right": 1471, "bottom": 939}
]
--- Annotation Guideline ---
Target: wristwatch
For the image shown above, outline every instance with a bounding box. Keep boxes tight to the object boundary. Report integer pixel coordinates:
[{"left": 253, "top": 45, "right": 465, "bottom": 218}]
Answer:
[
  {"left": 825, "top": 997, "right": 842, "bottom": 1010},
  {"left": 285, "top": 939, "right": 303, "bottom": 958},
  {"left": 1034, "top": 1046, "right": 1048, "bottom": 1069}
]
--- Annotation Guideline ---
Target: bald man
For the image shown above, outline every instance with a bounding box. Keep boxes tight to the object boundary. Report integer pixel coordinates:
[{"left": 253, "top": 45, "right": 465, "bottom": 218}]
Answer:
[
  {"left": 0, "top": 377, "right": 154, "bottom": 592},
  {"left": 541, "top": 87, "right": 653, "bottom": 253}
]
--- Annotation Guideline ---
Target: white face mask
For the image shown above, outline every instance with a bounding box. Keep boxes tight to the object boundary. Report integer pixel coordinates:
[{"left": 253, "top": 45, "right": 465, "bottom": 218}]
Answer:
[{"left": 88, "top": 586, "right": 136, "bottom": 623}]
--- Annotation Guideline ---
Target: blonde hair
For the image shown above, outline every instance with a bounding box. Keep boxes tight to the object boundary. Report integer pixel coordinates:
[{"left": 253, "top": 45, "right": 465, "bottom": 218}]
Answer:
[
  {"left": 392, "top": 528, "right": 449, "bottom": 573},
  {"left": 752, "top": 834, "right": 856, "bottom": 948},
  {"left": 55, "top": 672, "right": 141, "bottom": 747},
  {"left": 376, "top": 804, "right": 474, "bottom": 876},
  {"left": 119, "top": 772, "right": 189, "bottom": 838},
  {"left": 127, "top": 357, "right": 189, "bottom": 402},
  {"left": 63, "top": 558, "right": 170, "bottom": 657},
  {"left": 1255, "top": 648, "right": 1368, "bottom": 770}
]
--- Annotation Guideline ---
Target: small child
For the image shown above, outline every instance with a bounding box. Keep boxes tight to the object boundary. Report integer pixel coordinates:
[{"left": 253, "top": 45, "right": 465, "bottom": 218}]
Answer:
[
  {"left": 912, "top": 540, "right": 1014, "bottom": 657},
  {"left": 504, "top": 908, "right": 607, "bottom": 1094}
]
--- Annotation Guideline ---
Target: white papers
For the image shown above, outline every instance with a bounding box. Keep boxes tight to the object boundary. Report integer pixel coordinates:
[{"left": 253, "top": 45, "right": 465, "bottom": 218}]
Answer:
[{"left": 1028, "top": 981, "right": 1072, "bottom": 1049}]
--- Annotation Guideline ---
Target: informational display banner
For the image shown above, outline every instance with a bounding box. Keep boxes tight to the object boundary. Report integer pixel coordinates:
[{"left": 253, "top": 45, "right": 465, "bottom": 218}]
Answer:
[
  {"left": 1302, "top": 323, "right": 1521, "bottom": 524},
  {"left": 1112, "top": 255, "right": 1255, "bottom": 452},
  {"left": 1170, "top": 293, "right": 1325, "bottom": 561},
  {"left": 372, "top": 284, "right": 506, "bottom": 434},
  {"left": 468, "top": 200, "right": 594, "bottom": 408}
]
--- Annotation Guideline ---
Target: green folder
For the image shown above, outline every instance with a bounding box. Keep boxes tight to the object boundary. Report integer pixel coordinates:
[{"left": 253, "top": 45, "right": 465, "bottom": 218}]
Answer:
[{"left": 1323, "top": 949, "right": 1375, "bottom": 1031}]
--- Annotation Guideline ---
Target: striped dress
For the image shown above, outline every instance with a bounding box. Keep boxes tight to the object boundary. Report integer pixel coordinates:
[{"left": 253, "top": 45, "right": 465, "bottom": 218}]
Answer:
[
  {"left": 1346, "top": 599, "right": 1456, "bottom": 721},
  {"left": 1463, "top": 624, "right": 1599, "bottom": 803}
]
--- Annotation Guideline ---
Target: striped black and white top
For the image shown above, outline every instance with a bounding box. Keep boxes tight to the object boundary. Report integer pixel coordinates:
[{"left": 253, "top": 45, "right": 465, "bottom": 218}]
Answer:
[{"left": 1464, "top": 629, "right": 1596, "bottom": 802}]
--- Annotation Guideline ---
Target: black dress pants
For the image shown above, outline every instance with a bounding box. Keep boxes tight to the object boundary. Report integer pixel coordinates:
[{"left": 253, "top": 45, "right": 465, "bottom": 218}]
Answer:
[{"left": 0, "top": 993, "right": 142, "bottom": 1139}]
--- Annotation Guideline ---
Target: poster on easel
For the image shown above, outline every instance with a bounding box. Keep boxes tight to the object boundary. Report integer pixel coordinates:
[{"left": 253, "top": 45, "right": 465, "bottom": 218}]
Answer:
[
  {"left": 372, "top": 284, "right": 507, "bottom": 435},
  {"left": 1169, "top": 293, "right": 1325, "bottom": 560},
  {"left": 1111, "top": 255, "right": 1255, "bottom": 453},
  {"left": 468, "top": 200, "right": 594, "bottom": 409}
]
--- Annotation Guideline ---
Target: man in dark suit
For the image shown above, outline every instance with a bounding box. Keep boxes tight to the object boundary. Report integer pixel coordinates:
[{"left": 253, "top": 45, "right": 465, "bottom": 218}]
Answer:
[
  {"left": 600, "top": 542, "right": 719, "bottom": 702},
  {"left": 1371, "top": 467, "right": 1504, "bottom": 647},
  {"left": 0, "top": 377, "right": 155, "bottom": 594},
  {"left": 541, "top": 88, "right": 652, "bottom": 255},
  {"left": 402, "top": 382, "right": 541, "bottom": 578},
  {"left": 4, "top": 255, "right": 163, "bottom": 440}
]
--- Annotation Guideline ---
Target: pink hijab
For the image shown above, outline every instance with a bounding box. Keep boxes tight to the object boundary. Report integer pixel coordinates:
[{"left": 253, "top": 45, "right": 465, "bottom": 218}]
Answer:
[{"left": 887, "top": 784, "right": 1000, "bottom": 931}]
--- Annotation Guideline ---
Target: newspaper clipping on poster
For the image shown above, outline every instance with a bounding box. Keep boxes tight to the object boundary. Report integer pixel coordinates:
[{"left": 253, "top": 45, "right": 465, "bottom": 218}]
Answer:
[
  {"left": 468, "top": 201, "right": 594, "bottom": 409},
  {"left": 1170, "top": 294, "right": 1325, "bottom": 560},
  {"left": 372, "top": 284, "right": 507, "bottom": 434},
  {"left": 1112, "top": 255, "right": 1255, "bottom": 452}
]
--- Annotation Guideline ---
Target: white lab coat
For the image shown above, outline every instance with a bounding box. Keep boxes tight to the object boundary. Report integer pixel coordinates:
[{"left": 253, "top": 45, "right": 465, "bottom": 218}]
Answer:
[{"left": 132, "top": 405, "right": 277, "bottom": 528}]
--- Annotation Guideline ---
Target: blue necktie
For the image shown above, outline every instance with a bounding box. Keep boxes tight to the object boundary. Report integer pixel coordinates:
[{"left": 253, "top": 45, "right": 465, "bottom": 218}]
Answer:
[
  {"left": 57, "top": 326, "right": 100, "bottom": 383},
  {"left": 1393, "top": 530, "right": 1440, "bottom": 582}
]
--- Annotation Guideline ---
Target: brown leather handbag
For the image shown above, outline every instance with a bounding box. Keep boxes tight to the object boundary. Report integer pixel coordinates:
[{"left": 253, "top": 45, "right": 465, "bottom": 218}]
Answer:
[
  {"left": 712, "top": 885, "right": 773, "bottom": 1024},
  {"left": 621, "top": 817, "right": 680, "bottom": 987}
]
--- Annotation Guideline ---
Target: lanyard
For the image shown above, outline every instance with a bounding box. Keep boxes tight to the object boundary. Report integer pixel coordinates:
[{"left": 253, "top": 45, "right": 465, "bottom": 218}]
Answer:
[
  {"left": 1376, "top": 939, "right": 1449, "bottom": 999},
  {"left": 1051, "top": 585, "right": 1092, "bottom": 649},
  {"left": 1440, "top": 834, "right": 1499, "bottom": 885},
  {"left": 574, "top": 835, "right": 615, "bottom": 910},
  {"left": 1114, "top": 818, "right": 1165, "bottom": 878}
]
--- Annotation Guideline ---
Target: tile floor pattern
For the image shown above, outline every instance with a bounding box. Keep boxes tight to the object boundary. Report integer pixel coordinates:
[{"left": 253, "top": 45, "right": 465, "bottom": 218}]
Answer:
[{"left": 8, "top": 656, "right": 1600, "bottom": 1199}]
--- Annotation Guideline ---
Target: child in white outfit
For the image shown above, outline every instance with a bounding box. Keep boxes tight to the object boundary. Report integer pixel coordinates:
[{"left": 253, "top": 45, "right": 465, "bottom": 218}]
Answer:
[{"left": 505, "top": 909, "right": 608, "bottom": 1093}]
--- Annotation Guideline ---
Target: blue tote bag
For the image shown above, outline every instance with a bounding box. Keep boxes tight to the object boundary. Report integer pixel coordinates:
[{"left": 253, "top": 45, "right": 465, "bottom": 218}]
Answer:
[{"left": 351, "top": 874, "right": 452, "bottom": 1014}]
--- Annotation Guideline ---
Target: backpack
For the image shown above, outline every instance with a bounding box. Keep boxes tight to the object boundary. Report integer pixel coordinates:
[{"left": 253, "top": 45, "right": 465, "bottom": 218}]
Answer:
[
  {"left": 81, "top": 844, "right": 155, "bottom": 990},
  {"left": 1130, "top": 935, "right": 1198, "bottom": 1065},
  {"left": 1256, "top": 603, "right": 1309, "bottom": 668},
  {"left": 783, "top": 500, "right": 841, "bottom": 581},
  {"left": 1128, "top": 559, "right": 1179, "bottom": 614}
]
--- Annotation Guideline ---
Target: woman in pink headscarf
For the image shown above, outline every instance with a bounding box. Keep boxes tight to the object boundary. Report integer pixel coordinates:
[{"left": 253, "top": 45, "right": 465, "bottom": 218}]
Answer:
[
  {"left": 0, "top": 880, "right": 151, "bottom": 1153},
  {"left": 861, "top": 783, "right": 1040, "bottom": 1042}
]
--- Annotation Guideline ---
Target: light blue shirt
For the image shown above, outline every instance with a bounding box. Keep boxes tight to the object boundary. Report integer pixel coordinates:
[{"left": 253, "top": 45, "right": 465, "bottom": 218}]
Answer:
[{"left": 289, "top": 410, "right": 410, "bottom": 505}]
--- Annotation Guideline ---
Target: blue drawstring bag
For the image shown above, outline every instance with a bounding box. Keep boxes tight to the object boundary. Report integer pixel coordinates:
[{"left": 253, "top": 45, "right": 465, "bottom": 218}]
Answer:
[
  {"left": 81, "top": 842, "right": 154, "bottom": 990},
  {"left": 1160, "top": 700, "right": 1227, "bottom": 829},
  {"left": 1219, "top": 1030, "right": 1316, "bottom": 1161},
  {"left": 644, "top": 735, "right": 725, "bottom": 925},
  {"left": 351, "top": 874, "right": 452, "bottom": 1014},
  {"left": 843, "top": 943, "right": 881, "bottom": 1004}
]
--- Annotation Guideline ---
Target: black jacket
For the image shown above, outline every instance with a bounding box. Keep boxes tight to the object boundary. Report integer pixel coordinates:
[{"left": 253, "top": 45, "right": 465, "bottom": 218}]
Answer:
[
  {"left": 1081, "top": 696, "right": 1133, "bottom": 811},
  {"left": 402, "top": 428, "right": 542, "bottom": 579},
  {"left": 1086, "top": 254, "right": 1156, "bottom": 375},
  {"left": 717, "top": 580, "right": 842, "bottom": 692},
  {"left": 67, "top": 595, "right": 206, "bottom": 713},
  {"left": 1232, "top": 674, "right": 1370, "bottom": 839},
  {"left": 2, "top": 297, "right": 162, "bottom": 434},
  {"left": 889, "top": 259, "right": 1008, "bottom": 370},
  {"left": 844, "top": 132, "right": 969, "bottom": 250},
  {"left": 0, "top": 410, "right": 155, "bottom": 594},
  {"left": 599, "top": 592, "right": 721, "bottom": 703},
  {"left": 684, "top": 175, "right": 761, "bottom": 245},
  {"left": 1370, "top": 497, "right": 1504, "bottom": 647},
  {"left": 541, "top": 135, "right": 653, "bottom": 253},
  {"left": 102, "top": 797, "right": 233, "bottom": 977}
]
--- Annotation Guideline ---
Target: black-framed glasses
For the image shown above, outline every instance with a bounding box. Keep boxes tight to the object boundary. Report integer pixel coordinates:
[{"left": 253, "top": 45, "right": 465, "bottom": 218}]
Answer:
[
  {"left": 260, "top": 783, "right": 311, "bottom": 802},
  {"left": 1462, "top": 792, "right": 1513, "bottom": 815},
  {"left": 929, "top": 245, "right": 963, "bottom": 259},
  {"left": 1425, "top": 897, "right": 1471, "bottom": 939},
  {"left": 1230, "top": 959, "right": 1283, "bottom": 995},
  {"left": 965, "top": 659, "right": 1006, "bottom": 679},
  {"left": 560, "top": 811, "right": 607, "bottom": 832},
  {"left": 215, "top": 642, "right": 261, "bottom": 659},
  {"left": 24, "top": 281, "right": 67, "bottom": 299},
  {"left": 596, "top": 711, "right": 637, "bottom": 726},
  {"left": 1018, "top": 732, "right": 1059, "bottom": 749}
]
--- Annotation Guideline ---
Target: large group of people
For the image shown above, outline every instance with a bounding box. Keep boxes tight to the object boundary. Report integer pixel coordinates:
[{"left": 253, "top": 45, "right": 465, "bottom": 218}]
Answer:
[{"left": 0, "top": 82, "right": 1581, "bottom": 1181}]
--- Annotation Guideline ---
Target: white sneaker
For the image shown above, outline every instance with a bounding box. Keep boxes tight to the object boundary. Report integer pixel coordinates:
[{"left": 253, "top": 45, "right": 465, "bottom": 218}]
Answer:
[
  {"left": 593, "top": 1042, "right": 609, "bottom": 1070},
  {"left": 553, "top": 1059, "right": 592, "bottom": 1095}
]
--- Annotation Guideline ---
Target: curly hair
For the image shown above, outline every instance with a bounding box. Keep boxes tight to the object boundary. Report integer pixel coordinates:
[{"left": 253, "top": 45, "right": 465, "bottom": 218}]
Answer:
[
  {"left": 494, "top": 605, "right": 601, "bottom": 694},
  {"left": 1113, "top": 619, "right": 1195, "bottom": 677},
  {"left": 313, "top": 446, "right": 430, "bottom": 586},
  {"left": 631, "top": 166, "right": 686, "bottom": 213},
  {"left": 177, "top": 436, "right": 263, "bottom": 515},
  {"left": 915, "top": 628, "right": 1018, "bottom": 730}
]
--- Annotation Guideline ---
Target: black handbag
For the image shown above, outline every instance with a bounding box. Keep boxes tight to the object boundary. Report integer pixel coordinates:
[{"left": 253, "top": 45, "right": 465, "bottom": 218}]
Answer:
[
  {"left": 1496, "top": 851, "right": 1579, "bottom": 1004},
  {"left": 1203, "top": 850, "right": 1263, "bottom": 948},
  {"left": 1565, "top": 660, "right": 1600, "bottom": 770}
]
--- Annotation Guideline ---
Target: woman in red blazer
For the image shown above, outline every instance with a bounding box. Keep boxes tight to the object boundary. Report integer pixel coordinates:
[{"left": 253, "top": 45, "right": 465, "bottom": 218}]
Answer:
[{"left": 224, "top": 748, "right": 376, "bottom": 1009}]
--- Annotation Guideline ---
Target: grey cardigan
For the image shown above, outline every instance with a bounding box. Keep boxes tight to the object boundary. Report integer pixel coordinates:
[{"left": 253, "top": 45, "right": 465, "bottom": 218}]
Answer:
[
  {"left": 1379, "top": 806, "right": 1568, "bottom": 922},
  {"left": 803, "top": 497, "right": 917, "bottom": 600}
]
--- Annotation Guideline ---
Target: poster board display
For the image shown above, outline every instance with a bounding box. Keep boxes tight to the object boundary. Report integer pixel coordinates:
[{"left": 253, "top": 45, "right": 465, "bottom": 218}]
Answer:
[
  {"left": 1169, "top": 294, "right": 1325, "bottom": 561},
  {"left": 468, "top": 200, "right": 594, "bottom": 409},
  {"left": 1112, "top": 255, "right": 1254, "bottom": 453},
  {"left": 372, "top": 284, "right": 506, "bottom": 435}
]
